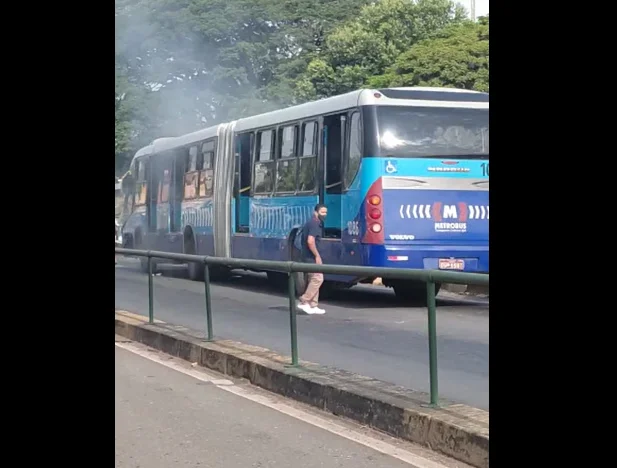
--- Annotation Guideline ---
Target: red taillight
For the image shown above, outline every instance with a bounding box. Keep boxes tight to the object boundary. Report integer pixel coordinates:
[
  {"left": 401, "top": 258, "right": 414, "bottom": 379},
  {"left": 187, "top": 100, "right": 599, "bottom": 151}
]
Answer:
[
  {"left": 363, "top": 178, "right": 384, "bottom": 245},
  {"left": 369, "top": 208, "right": 381, "bottom": 220}
]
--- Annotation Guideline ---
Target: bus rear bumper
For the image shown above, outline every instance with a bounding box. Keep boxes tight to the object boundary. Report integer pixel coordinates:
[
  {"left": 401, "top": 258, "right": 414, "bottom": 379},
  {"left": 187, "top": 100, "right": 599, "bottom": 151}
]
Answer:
[{"left": 365, "top": 243, "right": 489, "bottom": 274}]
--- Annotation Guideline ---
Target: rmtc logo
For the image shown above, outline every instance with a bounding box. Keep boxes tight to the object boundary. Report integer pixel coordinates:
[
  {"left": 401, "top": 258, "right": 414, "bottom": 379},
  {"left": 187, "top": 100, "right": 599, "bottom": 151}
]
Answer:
[{"left": 398, "top": 203, "right": 489, "bottom": 221}]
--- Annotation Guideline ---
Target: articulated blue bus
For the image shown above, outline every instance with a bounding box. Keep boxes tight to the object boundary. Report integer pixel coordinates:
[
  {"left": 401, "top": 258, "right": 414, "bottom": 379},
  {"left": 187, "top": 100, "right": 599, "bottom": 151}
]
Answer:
[{"left": 119, "top": 87, "right": 488, "bottom": 301}]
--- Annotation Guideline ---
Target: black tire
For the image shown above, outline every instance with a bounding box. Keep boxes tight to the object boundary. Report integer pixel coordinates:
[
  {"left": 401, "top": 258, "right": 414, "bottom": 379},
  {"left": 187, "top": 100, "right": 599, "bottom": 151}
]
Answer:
[
  {"left": 392, "top": 281, "right": 441, "bottom": 306},
  {"left": 187, "top": 260, "right": 205, "bottom": 281},
  {"left": 187, "top": 260, "right": 231, "bottom": 282},
  {"left": 139, "top": 257, "right": 158, "bottom": 274},
  {"left": 293, "top": 272, "right": 307, "bottom": 297},
  {"left": 289, "top": 235, "right": 307, "bottom": 298},
  {"left": 136, "top": 235, "right": 157, "bottom": 275},
  {"left": 134, "top": 229, "right": 154, "bottom": 274},
  {"left": 184, "top": 228, "right": 204, "bottom": 281}
]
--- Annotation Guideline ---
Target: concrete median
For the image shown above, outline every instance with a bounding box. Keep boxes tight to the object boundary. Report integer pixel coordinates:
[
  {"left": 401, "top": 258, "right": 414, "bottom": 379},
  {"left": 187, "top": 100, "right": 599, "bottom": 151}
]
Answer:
[{"left": 115, "top": 309, "right": 488, "bottom": 468}]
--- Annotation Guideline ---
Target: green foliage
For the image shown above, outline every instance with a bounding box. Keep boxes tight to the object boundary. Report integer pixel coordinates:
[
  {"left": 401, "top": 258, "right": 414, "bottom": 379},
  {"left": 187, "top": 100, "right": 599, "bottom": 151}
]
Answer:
[
  {"left": 293, "top": 0, "right": 467, "bottom": 101},
  {"left": 369, "top": 15, "right": 489, "bottom": 91}
]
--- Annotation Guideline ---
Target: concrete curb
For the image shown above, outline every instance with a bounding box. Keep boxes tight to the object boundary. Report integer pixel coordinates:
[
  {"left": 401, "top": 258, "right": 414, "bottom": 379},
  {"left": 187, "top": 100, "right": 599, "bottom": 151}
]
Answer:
[{"left": 115, "top": 310, "right": 489, "bottom": 468}]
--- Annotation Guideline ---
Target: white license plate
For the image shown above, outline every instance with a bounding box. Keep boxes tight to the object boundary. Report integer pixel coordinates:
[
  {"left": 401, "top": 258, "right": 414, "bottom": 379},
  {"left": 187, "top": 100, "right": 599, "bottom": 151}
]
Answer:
[{"left": 438, "top": 258, "right": 465, "bottom": 270}]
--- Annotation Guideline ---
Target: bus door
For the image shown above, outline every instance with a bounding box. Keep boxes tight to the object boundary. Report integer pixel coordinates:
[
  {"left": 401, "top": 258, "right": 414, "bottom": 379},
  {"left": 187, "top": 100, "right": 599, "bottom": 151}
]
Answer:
[
  {"left": 169, "top": 149, "right": 185, "bottom": 233},
  {"left": 133, "top": 158, "right": 148, "bottom": 225},
  {"left": 146, "top": 158, "right": 157, "bottom": 234},
  {"left": 155, "top": 149, "right": 184, "bottom": 253},
  {"left": 321, "top": 113, "right": 345, "bottom": 239},
  {"left": 234, "top": 133, "right": 252, "bottom": 234},
  {"left": 148, "top": 154, "right": 170, "bottom": 236},
  {"left": 157, "top": 158, "right": 172, "bottom": 234}
]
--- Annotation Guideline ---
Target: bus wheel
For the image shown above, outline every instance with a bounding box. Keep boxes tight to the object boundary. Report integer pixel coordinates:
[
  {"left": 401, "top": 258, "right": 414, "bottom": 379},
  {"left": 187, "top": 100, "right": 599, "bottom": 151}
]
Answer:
[
  {"left": 187, "top": 261, "right": 205, "bottom": 281},
  {"left": 293, "top": 272, "right": 307, "bottom": 297},
  {"left": 134, "top": 230, "right": 155, "bottom": 274},
  {"left": 288, "top": 235, "right": 307, "bottom": 298},
  {"left": 183, "top": 228, "right": 204, "bottom": 281},
  {"left": 140, "top": 257, "right": 159, "bottom": 275},
  {"left": 392, "top": 281, "right": 441, "bottom": 305}
]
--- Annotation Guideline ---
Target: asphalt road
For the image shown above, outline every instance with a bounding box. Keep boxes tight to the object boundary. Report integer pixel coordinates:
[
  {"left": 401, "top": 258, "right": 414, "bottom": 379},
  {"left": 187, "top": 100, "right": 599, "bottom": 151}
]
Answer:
[
  {"left": 115, "top": 340, "right": 466, "bottom": 468},
  {"left": 115, "top": 258, "right": 489, "bottom": 410}
]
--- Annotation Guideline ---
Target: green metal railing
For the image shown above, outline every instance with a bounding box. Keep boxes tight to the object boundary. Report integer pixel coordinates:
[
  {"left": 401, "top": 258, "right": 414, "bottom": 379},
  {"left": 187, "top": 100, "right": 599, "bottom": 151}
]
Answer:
[{"left": 115, "top": 247, "right": 489, "bottom": 406}]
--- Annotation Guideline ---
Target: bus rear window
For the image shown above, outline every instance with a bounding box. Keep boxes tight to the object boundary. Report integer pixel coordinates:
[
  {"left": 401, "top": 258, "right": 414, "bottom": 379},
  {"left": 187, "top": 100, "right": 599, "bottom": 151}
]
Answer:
[{"left": 376, "top": 106, "right": 488, "bottom": 158}]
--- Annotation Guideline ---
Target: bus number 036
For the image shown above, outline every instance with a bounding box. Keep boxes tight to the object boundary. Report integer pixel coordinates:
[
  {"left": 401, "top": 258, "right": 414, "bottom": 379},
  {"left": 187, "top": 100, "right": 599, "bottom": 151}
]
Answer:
[{"left": 347, "top": 220, "right": 359, "bottom": 236}]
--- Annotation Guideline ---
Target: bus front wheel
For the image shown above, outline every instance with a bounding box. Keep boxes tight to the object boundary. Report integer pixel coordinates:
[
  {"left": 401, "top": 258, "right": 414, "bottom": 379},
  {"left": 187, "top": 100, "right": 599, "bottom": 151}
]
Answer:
[
  {"left": 288, "top": 231, "right": 308, "bottom": 297},
  {"left": 135, "top": 231, "right": 157, "bottom": 274},
  {"left": 184, "top": 229, "right": 205, "bottom": 281},
  {"left": 187, "top": 261, "right": 205, "bottom": 281},
  {"left": 267, "top": 271, "right": 307, "bottom": 298},
  {"left": 391, "top": 281, "right": 441, "bottom": 305},
  {"left": 293, "top": 272, "right": 307, "bottom": 297}
]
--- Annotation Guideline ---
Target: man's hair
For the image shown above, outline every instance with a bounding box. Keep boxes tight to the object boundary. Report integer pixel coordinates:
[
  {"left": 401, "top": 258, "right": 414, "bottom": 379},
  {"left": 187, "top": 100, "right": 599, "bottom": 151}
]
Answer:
[{"left": 314, "top": 203, "right": 326, "bottom": 212}]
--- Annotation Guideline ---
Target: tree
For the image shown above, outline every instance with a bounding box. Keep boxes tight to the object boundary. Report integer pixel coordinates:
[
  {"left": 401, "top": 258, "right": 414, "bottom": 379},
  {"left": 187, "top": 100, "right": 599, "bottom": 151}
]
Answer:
[
  {"left": 115, "top": 70, "right": 161, "bottom": 174},
  {"left": 114, "top": 0, "right": 371, "bottom": 171},
  {"left": 293, "top": 0, "right": 466, "bottom": 101},
  {"left": 369, "top": 15, "right": 489, "bottom": 91}
]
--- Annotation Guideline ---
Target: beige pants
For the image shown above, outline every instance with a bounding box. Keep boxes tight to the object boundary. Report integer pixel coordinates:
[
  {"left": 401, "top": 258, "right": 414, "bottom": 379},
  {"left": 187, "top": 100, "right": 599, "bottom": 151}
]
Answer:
[{"left": 300, "top": 272, "right": 324, "bottom": 307}]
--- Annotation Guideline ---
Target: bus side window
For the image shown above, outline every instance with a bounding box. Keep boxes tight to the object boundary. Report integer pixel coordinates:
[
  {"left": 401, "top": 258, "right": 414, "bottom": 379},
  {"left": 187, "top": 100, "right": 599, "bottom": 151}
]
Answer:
[
  {"left": 344, "top": 111, "right": 362, "bottom": 188},
  {"left": 298, "top": 121, "right": 317, "bottom": 193},
  {"left": 135, "top": 160, "right": 148, "bottom": 206},
  {"left": 199, "top": 139, "right": 215, "bottom": 198},
  {"left": 253, "top": 129, "right": 275, "bottom": 194},
  {"left": 275, "top": 125, "right": 298, "bottom": 194},
  {"left": 184, "top": 146, "right": 199, "bottom": 200}
]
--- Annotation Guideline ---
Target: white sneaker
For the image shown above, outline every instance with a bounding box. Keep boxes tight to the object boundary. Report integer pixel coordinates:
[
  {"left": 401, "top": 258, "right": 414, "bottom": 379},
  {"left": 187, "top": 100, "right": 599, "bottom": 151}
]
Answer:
[
  {"left": 310, "top": 306, "right": 325, "bottom": 315},
  {"left": 297, "top": 303, "right": 313, "bottom": 314}
]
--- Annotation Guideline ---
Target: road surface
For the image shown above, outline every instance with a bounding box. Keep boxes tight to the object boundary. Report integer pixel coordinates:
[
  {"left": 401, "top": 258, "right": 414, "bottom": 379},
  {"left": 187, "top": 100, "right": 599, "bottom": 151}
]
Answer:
[
  {"left": 115, "top": 337, "right": 469, "bottom": 468},
  {"left": 115, "top": 258, "right": 489, "bottom": 409}
]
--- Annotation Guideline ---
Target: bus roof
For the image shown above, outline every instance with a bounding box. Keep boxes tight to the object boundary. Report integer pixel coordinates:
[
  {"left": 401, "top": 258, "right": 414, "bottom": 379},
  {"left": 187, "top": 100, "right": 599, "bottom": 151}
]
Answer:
[
  {"left": 133, "top": 144, "right": 153, "bottom": 158},
  {"left": 129, "top": 126, "right": 225, "bottom": 166},
  {"left": 234, "top": 87, "right": 488, "bottom": 132},
  {"left": 155, "top": 125, "right": 225, "bottom": 153},
  {"left": 234, "top": 90, "right": 364, "bottom": 132},
  {"left": 127, "top": 87, "right": 489, "bottom": 162}
]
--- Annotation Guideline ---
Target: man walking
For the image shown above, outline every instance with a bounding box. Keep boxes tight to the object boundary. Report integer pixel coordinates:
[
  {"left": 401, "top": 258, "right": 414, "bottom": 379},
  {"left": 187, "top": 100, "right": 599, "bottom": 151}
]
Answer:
[{"left": 297, "top": 204, "right": 328, "bottom": 315}]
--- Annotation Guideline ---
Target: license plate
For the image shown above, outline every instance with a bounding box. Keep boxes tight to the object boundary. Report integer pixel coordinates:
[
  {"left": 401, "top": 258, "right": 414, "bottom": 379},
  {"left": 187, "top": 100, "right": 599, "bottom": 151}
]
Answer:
[{"left": 438, "top": 258, "right": 465, "bottom": 270}]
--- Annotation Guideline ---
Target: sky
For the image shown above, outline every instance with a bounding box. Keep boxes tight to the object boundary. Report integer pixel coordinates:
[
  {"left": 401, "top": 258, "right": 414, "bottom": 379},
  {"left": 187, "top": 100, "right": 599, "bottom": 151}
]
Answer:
[{"left": 462, "top": 0, "right": 489, "bottom": 18}]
